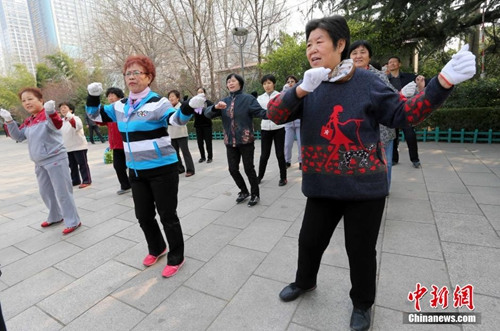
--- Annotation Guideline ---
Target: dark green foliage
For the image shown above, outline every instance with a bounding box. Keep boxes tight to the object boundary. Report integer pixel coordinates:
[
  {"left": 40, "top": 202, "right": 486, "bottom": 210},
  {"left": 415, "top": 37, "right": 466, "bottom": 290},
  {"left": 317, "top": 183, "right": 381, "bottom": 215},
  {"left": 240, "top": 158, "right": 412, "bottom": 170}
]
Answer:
[
  {"left": 417, "top": 107, "right": 500, "bottom": 131},
  {"left": 443, "top": 78, "right": 500, "bottom": 108}
]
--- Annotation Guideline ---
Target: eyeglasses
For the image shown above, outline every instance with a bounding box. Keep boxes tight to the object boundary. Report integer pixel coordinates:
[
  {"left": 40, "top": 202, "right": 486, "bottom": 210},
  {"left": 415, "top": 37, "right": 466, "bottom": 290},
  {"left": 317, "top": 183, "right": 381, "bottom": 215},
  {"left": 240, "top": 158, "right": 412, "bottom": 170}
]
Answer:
[{"left": 123, "top": 70, "right": 147, "bottom": 77}]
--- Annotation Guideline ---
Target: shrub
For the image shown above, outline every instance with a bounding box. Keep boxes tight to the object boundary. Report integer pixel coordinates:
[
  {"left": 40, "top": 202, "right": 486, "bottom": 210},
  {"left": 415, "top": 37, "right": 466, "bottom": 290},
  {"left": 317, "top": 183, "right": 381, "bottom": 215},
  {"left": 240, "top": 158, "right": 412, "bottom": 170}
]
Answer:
[
  {"left": 417, "top": 107, "right": 500, "bottom": 131},
  {"left": 442, "top": 78, "right": 500, "bottom": 108}
]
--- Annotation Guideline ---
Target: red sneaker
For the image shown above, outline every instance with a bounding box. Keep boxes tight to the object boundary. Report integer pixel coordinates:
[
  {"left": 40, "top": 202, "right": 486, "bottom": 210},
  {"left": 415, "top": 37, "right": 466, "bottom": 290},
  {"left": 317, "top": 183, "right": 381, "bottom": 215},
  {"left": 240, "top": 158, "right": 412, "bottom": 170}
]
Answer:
[
  {"left": 41, "top": 219, "right": 63, "bottom": 227},
  {"left": 162, "top": 259, "right": 185, "bottom": 278},
  {"left": 143, "top": 249, "right": 167, "bottom": 267},
  {"left": 62, "top": 222, "right": 81, "bottom": 234},
  {"left": 78, "top": 183, "right": 91, "bottom": 189}
]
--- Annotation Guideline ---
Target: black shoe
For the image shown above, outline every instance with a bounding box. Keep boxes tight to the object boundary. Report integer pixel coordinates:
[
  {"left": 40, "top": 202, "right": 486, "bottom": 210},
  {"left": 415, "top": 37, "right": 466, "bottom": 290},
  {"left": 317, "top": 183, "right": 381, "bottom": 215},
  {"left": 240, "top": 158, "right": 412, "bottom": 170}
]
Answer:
[
  {"left": 392, "top": 160, "right": 398, "bottom": 165},
  {"left": 247, "top": 195, "right": 259, "bottom": 207},
  {"left": 350, "top": 307, "right": 371, "bottom": 331},
  {"left": 286, "top": 162, "right": 291, "bottom": 168},
  {"left": 207, "top": 158, "right": 212, "bottom": 163},
  {"left": 299, "top": 162, "right": 302, "bottom": 170},
  {"left": 279, "top": 179, "right": 287, "bottom": 186},
  {"left": 236, "top": 192, "right": 249, "bottom": 203},
  {"left": 198, "top": 158, "right": 206, "bottom": 163},
  {"left": 279, "top": 283, "right": 316, "bottom": 302},
  {"left": 257, "top": 177, "right": 262, "bottom": 184},
  {"left": 178, "top": 169, "right": 185, "bottom": 174},
  {"left": 412, "top": 161, "right": 421, "bottom": 168}
]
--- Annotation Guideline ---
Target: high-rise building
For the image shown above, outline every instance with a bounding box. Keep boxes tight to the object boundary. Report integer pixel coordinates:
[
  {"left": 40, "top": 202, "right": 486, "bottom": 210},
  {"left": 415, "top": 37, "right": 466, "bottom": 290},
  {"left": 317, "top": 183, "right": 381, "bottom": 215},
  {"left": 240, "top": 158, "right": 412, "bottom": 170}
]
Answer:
[
  {"left": 0, "top": 0, "right": 38, "bottom": 75},
  {"left": 28, "top": 0, "right": 98, "bottom": 59},
  {"left": 0, "top": 0, "right": 98, "bottom": 76}
]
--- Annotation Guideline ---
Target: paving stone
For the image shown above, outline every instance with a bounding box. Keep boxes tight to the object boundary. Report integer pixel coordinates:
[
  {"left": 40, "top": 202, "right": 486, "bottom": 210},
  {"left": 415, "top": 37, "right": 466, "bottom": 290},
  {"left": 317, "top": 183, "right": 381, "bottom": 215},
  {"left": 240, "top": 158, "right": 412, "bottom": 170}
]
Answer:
[
  {"left": 65, "top": 218, "right": 134, "bottom": 248},
  {"left": 254, "top": 236, "right": 298, "bottom": 284},
  {"left": 0, "top": 225, "right": 41, "bottom": 250},
  {"left": 435, "top": 212, "right": 500, "bottom": 248},
  {"left": 112, "top": 258, "right": 203, "bottom": 313},
  {"left": 0, "top": 267, "right": 74, "bottom": 320},
  {"left": 383, "top": 220, "right": 443, "bottom": 260},
  {"left": 1, "top": 241, "right": 81, "bottom": 286},
  {"left": 191, "top": 182, "right": 236, "bottom": 200},
  {"left": 457, "top": 172, "right": 500, "bottom": 187},
  {"left": 185, "top": 245, "right": 265, "bottom": 300},
  {"left": 184, "top": 224, "right": 240, "bottom": 262},
  {"left": 387, "top": 182, "right": 428, "bottom": 201},
  {"left": 372, "top": 306, "right": 460, "bottom": 331},
  {"left": 213, "top": 203, "right": 265, "bottom": 229},
  {"left": 133, "top": 286, "right": 226, "bottom": 331},
  {"left": 230, "top": 217, "right": 291, "bottom": 252},
  {"left": 261, "top": 196, "right": 306, "bottom": 222},
  {"left": 425, "top": 177, "right": 469, "bottom": 194},
  {"left": 207, "top": 276, "right": 298, "bottom": 331},
  {"left": 55, "top": 236, "right": 137, "bottom": 278},
  {"left": 291, "top": 264, "right": 353, "bottom": 331},
  {"left": 75, "top": 204, "right": 133, "bottom": 227},
  {"left": 467, "top": 186, "right": 500, "bottom": 206},
  {"left": 0, "top": 246, "right": 27, "bottom": 266},
  {"left": 386, "top": 197, "right": 434, "bottom": 223},
  {"left": 62, "top": 296, "right": 146, "bottom": 331},
  {"left": 442, "top": 242, "right": 500, "bottom": 298},
  {"left": 479, "top": 204, "right": 500, "bottom": 230},
  {"left": 429, "top": 192, "right": 483, "bottom": 215},
  {"left": 114, "top": 223, "right": 145, "bottom": 243},
  {"left": 377, "top": 252, "right": 450, "bottom": 312},
  {"left": 180, "top": 208, "right": 224, "bottom": 236},
  {"left": 198, "top": 194, "right": 237, "bottom": 213},
  {"left": 37, "top": 260, "right": 139, "bottom": 325},
  {"left": 14, "top": 229, "right": 66, "bottom": 254},
  {"left": 461, "top": 294, "right": 500, "bottom": 331},
  {"left": 5, "top": 306, "right": 62, "bottom": 331},
  {"left": 286, "top": 323, "right": 317, "bottom": 331}
]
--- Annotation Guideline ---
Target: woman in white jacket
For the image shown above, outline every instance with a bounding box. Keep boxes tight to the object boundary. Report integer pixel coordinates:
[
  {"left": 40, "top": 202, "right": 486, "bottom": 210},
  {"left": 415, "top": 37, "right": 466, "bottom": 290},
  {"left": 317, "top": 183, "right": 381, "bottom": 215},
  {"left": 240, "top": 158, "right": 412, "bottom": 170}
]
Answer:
[
  {"left": 257, "top": 74, "right": 287, "bottom": 186},
  {"left": 59, "top": 102, "right": 92, "bottom": 188}
]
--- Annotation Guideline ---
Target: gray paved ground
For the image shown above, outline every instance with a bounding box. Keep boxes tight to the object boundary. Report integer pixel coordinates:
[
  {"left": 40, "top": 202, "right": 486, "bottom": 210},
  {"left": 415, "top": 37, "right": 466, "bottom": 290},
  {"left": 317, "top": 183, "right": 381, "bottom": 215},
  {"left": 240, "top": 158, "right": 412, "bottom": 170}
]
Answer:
[{"left": 0, "top": 138, "right": 499, "bottom": 331}]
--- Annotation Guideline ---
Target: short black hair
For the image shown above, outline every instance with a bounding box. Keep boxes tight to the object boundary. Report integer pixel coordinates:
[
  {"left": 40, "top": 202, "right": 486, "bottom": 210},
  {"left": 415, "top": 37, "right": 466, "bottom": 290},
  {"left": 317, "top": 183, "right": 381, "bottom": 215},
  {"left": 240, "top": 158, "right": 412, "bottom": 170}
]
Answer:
[
  {"left": 58, "top": 102, "right": 75, "bottom": 112},
  {"left": 306, "top": 15, "right": 350, "bottom": 60},
  {"left": 168, "top": 89, "right": 181, "bottom": 99},
  {"left": 260, "top": 74, "right": 276, "bottom": 85},
  {"left": 349, "top": 40, "right": 372, "bottom": 58},
  {"left": 197, "top": 87, "right": 206, "bottom": 93},
  {"left": 286, "top": 75, "right": 298, "bottom": 83},
  {"left": 105, "top": 87, "right": 124, "bottom": 99},
  {"left": 250, "top": 91, "right": 258, "bottom": 98},
  {"left": 388, "top": 56, "right": 401, "bottom": 63},
  {"left": 226, "top": 73, "right": 244, "bottom": 90}
]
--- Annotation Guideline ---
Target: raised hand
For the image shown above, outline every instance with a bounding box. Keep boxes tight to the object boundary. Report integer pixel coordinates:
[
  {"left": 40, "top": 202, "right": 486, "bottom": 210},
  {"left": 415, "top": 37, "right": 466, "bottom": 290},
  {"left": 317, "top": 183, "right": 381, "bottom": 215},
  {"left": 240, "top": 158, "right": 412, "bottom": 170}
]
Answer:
[
  {"left": 87, "top": 82, "right": 103, "bottom": 96},
  {"left": 189, "top": 94, "right": 206, "bottom": 109},
  {"left": 440, "top": 44, "right": 476, "bottom": 86},
  {"left": 44, "top": 100, "right": 56, "bottom": 114},
  {"left": 299, "top": 67, "right": 331, "bottom": 92},
  {"left": 0, "top": 108, "right": 13, "bottom": 122}
]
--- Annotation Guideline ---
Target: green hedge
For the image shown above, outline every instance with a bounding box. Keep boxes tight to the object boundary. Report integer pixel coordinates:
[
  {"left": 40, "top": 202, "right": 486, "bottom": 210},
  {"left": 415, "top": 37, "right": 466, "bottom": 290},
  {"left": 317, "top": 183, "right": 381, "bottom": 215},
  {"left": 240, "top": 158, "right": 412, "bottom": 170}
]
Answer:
[{"left": 417, "top": 107, "right": 500, "bottom": 131}]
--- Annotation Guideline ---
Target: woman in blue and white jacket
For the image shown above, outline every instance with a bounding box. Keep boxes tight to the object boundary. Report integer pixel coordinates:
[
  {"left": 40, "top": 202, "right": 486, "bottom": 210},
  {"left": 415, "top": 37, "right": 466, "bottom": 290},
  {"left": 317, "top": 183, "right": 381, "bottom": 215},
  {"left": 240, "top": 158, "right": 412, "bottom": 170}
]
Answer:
[{"left": 86, "top": 55, "right": 204, "bottom": 278}]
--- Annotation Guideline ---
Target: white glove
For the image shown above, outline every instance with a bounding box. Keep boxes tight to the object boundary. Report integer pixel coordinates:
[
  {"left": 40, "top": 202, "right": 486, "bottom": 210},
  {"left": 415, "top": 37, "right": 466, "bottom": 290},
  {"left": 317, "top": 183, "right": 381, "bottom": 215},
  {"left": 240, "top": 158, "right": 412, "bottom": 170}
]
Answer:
[
  {"left": 87, "top": 82, "right": 103, "bottom": 96},
  {"left": 401, "top": 82, "right": 417, "bottom": 97},
  {"left": 65, "top": 112, "right": 74, "bottom": 119},
  {"left": 0, "top": 108, "right": 13, "bottom": 122},
  {"left": 299, "top": 67, "right": 331, "bottom": 92},
  {"left": 44, "top": 100, "right": 56, "bottom": 114},
  {"left": 440, "top": 44, "right": 476, "bottom": 85},
  {"left": 189, "top": 93, "right": 206, "bottom": 109}
]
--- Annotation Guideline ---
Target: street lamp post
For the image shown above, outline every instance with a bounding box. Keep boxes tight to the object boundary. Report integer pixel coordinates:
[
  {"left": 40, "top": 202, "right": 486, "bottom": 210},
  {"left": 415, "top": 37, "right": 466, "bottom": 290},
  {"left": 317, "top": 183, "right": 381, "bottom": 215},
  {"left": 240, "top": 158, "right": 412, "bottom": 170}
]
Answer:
[{"left": 232, "top": 27, "right": 249, "bottom": 80}]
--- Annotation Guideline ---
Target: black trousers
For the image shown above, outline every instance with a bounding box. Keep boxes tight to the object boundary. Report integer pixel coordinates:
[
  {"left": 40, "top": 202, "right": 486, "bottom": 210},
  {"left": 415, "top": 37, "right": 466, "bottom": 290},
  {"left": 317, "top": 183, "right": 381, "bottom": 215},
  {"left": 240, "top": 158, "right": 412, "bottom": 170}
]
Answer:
[
  {"left": 68, "top": 150, "right": 91, "bottom": 185},
  {"left": 88, "top": 125, "right": 105, "bottom": 143},
  {"left": 393, "top": 127, "right": 419, "bottom": 163},
  {"left": 129, "top": 163, "right": 184, "bottom": 265},
  {"left": 0, "top": 302, "right": 6, "bottom": 331},
  {"left": 113, "top": 149, "right": 130, "bottom": 190},
  {"left": 171, "top": 137, "right": 195, "bottom": 173},
  {"left": 196, "top": 126, "right": 213, "bottom": 160},
  {"left": 258, "top": 128, "right": 287, "bottom": 181},
  {"left": 226, "top": 143, "right": 259, "bottom": 196},
  {"left": 295, "top": 197, "right": 385, "bottom": 310}
]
